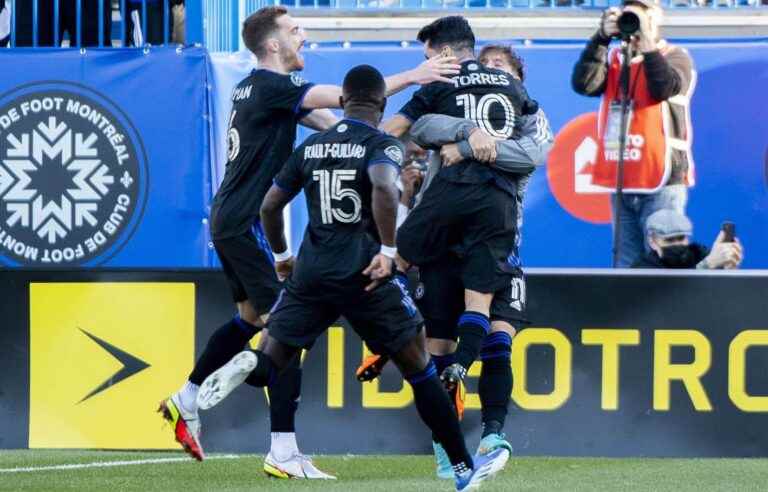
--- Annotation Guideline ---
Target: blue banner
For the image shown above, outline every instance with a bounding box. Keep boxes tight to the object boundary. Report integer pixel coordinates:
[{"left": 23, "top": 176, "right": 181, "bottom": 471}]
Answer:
[
  {"left": 287, "top": 41, "right": 767, "bottom": 268},
  {"left": 0, "top": 47, "right": 211, "bottom": 267}
]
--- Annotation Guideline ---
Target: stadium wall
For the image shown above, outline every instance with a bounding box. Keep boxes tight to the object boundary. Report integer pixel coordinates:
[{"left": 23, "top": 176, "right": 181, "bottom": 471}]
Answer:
[
  {"left": 1, "top": 269, "right": 767, "bottom": 457},
  {"left": 1, "top": 41, "right": 765, "bottom": 270}
]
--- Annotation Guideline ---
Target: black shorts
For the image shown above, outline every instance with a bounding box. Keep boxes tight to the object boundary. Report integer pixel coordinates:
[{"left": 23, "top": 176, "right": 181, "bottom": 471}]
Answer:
[
  {"left": 267, "top": 278, "right": 424, "bottom": 356},
  {"left": 398, "top": 174, "right": 521, "bottom": 293},
  {"left": 415, "top": 258, "right": 528, "bottom": 340},
  {"left": 213, "top": 227, "right": 280, "bottom": 313}
]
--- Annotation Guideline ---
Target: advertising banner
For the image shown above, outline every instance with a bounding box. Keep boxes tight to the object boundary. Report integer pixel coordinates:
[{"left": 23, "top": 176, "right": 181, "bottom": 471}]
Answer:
[{"left": 1, "top": 269, "right": 767, "bottom": 457}]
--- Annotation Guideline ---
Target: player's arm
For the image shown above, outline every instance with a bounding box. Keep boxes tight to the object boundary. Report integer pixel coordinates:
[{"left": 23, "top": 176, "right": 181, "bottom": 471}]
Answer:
[
  {"left": 300, "top": 55, "right": 459, "bottom": 111},
  {"left": 299, "top": 109, "right": 340, "bottom": 131},
  {"left": 363, "top": 162, "right": 399, "bottom": 291}
]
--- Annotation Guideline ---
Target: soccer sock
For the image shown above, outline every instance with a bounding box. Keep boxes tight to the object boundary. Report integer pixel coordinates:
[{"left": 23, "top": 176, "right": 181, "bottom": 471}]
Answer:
[
  {"left": 430, "top": 352, "right": 457, "bottom": 444},
  {"left": 177, "top": 381, "right": 199, "bottom": 414},
  {"left": 243, "top": 349, "right": 277, "bottom": 388},
  {"left": 479, "top": 332, "right": 513, "bottom": 437},
  {"left": 453, "top": 311, "right": 490, "bottom": 370},
  {"left": 188, "top": 315, "right": 259, "bottom": 385},
  {"left": 405, "top": 362, "right": 473, "bottom": 471},
  {"left": 270, "top": 432, "right": 299, "bottom": 462},
  {"left": 268, "top": 355, "right": 302, "bottom": 433}
]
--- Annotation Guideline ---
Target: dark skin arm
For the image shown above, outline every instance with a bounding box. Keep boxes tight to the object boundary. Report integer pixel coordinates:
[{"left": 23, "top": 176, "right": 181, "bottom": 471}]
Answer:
[
  {"left": 362, "top": 163, "right": 399, "bottom": 291},
  {"left": 260, "top": 185, "right": 297, "bottom": 280}
]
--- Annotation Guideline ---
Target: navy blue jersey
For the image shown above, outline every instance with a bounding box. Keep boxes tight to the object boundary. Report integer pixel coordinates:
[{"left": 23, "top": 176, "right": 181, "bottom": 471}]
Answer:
[
  {"left": 399, "top": 60, "right": 537, "bottom": 196},
  {"left": 210, "top": 69, "right": 314, "bottom": 239},
  {"left": 274, "top": 119, "right": 404, "bottom": 290}
]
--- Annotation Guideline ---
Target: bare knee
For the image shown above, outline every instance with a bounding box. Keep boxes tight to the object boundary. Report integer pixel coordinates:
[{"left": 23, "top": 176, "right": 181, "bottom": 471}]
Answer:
[
  {"left": 391, "top": 331, "right": 429, "bottom": 376},
  {"left": 237, "top": 300, "right": 267, "bottom": 327},
  {"left": 464, "top": 289, "right": 493, "bottom": 317},
  {"left": 426, "top": 337, "right": 457, "bottom": 355},
  {"left": 490, "top": 320, "right": 516, "bottom": 339}
]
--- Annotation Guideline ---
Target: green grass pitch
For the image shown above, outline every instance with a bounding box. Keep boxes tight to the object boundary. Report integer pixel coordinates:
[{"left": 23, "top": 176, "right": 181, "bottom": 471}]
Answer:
[{"left": 1, "top": 451, "right": 767, "bottom": 491}]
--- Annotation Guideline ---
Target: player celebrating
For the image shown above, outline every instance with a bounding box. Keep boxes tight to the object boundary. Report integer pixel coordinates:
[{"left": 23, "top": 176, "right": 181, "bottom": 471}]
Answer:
[
  {"left": 196, "top": 65, "right": 510, "bottom": 491},
  {"left": 381, "top": 16, "right": 540, "bottom": 462},
  {"left": 157, "top": 6, "right": 459, "bottom": 478}
]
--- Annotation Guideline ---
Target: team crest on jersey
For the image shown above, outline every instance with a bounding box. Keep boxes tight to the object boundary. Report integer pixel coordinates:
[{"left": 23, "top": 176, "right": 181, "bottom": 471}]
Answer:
[
  {"left": 290, "top": 73, "right": 308, "bottom": 87},
  {"left": 337, "top": 124, "right": 348, "bottom": 133},
  {"left": 468, "top": 63, "right": 479, "bottom": 71},
  {"left": 0, "top": 82, "right": 148, "bottom": 266},
  {"left": 384, "top": 146, "right": 403, "bottom": 166},
  {"left": 414, "top": 282, "right": 425, "bottom": 300}
]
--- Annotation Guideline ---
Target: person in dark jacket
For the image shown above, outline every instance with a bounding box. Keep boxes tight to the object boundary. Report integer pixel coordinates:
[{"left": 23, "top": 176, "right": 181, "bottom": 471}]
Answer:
[
  {"left": 632, "top": 210, "right": 743, "bottom": 269},
  {"left": 572, "top": 0, "right": 697, "bottom": 267}
]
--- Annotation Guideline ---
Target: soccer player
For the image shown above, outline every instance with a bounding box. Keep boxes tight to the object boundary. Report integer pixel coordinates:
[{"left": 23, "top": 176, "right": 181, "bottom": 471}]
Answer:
[
  {"left": 196, "top": 64, "right": 510, "bottom": 491},
  {"left": 157, "top": 6, "right": 459, "bottom": 478},
  {"left": 358, "top": 43, "right": 553, "bottom": 477},
  {"left": 380, "top": 16, "right": 543, "bottom": 465}
]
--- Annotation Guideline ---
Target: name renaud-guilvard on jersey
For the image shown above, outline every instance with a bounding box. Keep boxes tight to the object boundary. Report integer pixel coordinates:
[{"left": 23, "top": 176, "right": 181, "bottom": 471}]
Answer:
[
  {"left": 304, "top": 142, "right": 366, "bottom": 160},
  {"left": 452, "top": 71, "right": 511, "bottom": 88}
]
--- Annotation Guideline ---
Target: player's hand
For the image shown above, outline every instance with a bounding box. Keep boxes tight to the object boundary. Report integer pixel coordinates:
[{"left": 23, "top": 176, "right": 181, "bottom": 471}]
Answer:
[
  {"left": 363, "top": 253, "right": 394, "bottom": 291},
  {"left": 275, "top": 257, "right": 295, "bottom": 281},
  {"left": 704, "top": 232, "right": 743, "bottom": 269},
  {"left": 400, "top": 164, "right": 424, "bottom": 200},
  {"left": 394, "top": 253, "right": 411, "bottom": 274},
  {"left": 410, "top": 54, "right": 461, "bottom": 85},
  {"left": 440, "top": 143, "right": 464, "bottom": 167},
  {"left": 599, "top": 7, "right": 620, "bottom": 39},
  {"left": 468, "top": 128, "right": 498, "bottom": 163}
]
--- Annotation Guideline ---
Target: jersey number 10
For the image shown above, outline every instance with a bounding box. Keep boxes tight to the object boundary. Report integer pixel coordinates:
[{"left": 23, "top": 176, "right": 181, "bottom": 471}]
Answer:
[
  {"left": 312, "top": 169, "right": 362, "bottom": 225},
  {"left": 456, "top": 93, "right": 516, "bottom": 139}
]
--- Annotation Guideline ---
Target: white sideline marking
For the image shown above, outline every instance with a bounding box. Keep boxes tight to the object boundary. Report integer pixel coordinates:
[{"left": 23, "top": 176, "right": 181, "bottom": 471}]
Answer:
[{"left": 0, "top": 454, "right": 244, "bottom": 474}]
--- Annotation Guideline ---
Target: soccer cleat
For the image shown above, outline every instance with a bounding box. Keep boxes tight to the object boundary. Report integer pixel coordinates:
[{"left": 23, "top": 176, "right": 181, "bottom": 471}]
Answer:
[
  {"left": 196, "top": 351, "right": 257, "bottom": 410},
  {"left": 476, "top": 433, "right": 513, "bottom": 456},
  {"left": 433, "top": 442, "right": 454, "bottom": 480},
  {"left": 355, "top": 354, "right": 390, "bottom": 382},
  {"left": 455, "top": 448, "right": 510, "bottom": 491},
  {"left": 441, "top": 363, "right": 468, "bottom": 392},
  {"left": 157, "top": 394, "right": 204, "bottom": 461},
  {"left": 263, "top": 452, "right": 337, "bottom": 480}
]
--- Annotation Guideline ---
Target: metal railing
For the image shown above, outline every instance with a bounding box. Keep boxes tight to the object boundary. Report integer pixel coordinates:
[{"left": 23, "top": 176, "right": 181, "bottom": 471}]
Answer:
[{"left": 2, "top": 0, "right": 178, "bottom": 48}]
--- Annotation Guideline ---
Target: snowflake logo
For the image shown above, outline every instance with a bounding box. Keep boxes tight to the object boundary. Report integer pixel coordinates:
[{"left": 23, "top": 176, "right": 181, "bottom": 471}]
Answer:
[{"left": 0, "top": 116, "right": 114, "bottom": 244}]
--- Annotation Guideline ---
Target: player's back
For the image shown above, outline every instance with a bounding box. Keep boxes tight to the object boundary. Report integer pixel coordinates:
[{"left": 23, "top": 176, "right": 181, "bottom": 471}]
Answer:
[
  {"left": 275, "top": 119, "right": 404, "bottom": 293},
  {"left": 210, "top": 69, "right": 314, "bottom": 240}
]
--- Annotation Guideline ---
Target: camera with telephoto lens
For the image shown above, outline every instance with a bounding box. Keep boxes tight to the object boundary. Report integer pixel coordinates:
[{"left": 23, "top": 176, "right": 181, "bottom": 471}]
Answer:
[{"left": 617, "top": 10, "right": 640, "bottom": 38}]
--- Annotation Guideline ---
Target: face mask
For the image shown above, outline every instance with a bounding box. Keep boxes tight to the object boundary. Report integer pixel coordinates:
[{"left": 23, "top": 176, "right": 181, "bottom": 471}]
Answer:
[{"left": 660, "top": 244, "right": 696, "bottom": 268}]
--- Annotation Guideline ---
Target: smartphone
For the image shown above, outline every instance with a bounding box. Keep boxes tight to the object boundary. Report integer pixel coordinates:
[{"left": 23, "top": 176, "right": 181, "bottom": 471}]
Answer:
[{"left": 722, "top": 221, "right": 736, "bottom": 243}]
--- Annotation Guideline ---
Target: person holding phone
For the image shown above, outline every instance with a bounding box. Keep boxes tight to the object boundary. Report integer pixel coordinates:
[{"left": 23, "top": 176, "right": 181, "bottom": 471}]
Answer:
[{"left": 632, "top": 210, "right": 743, "bottom": 269}]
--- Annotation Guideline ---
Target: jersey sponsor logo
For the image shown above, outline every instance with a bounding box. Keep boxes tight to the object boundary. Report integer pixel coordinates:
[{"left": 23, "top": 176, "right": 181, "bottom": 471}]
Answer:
[
  {"left": 467, "top": 63, "right": 479, "bottom": 71},
  {"left": 304, "top": 142, "right": 366, "bottom": 160},
  {"left": 28, "top": 282, "right": 194, "bottom": 449},
  {"left": 384, "top": 145, "right": 403, "bottom": 166},
  {"left": 452, "top": 72, "right": 510, "bottom": 89},
  {"left": 290, "top": 72, "right": 308, "bottom": 87},
  {"left": 0, "top": 82, "right": 148, "bottom": 266},
  {"left": 546, "top": 112, "right": 611, "bottom": 224},
  {"left": 337, "top": 123, "right": 348, "bottom": 133}
]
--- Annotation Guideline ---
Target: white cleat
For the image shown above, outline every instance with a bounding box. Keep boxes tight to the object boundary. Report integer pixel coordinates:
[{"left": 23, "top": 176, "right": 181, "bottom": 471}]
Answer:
[
  {"left": 263, "top": 452, "right": 337, "bottom": 480},
  {"left": 196, "top": 351, "right": 257, "bottom": 410}
]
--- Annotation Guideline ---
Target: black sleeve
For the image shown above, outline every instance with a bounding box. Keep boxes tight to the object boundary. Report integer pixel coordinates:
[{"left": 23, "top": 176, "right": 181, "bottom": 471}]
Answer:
[
  {"left": 367, "top": 136, "right": 405, "bottom": 173},
  {"left": 571, "top": 33, "right": 612, "bottom": 97},
  {"left": 398, "top": 85, "right": 436, "bottom": 123},
  {"left": 273, "top": 146, "right": 305, "bottom": 193},
  {"left": 642, "top": 47, "right": 694, "bottom": 101},
  {"left": 267, "top": 72, "right": 316, "bottom": 115}
]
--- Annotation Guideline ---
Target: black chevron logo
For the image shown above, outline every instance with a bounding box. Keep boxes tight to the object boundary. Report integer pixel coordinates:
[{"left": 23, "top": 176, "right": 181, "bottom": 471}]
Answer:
[{"left": 78, "top": 328, "right": 151, "bottom": 404}]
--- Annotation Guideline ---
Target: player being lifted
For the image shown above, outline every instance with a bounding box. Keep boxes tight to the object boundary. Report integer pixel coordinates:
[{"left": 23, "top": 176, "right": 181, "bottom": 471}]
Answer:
[
  {"left": 357, "top": 43, "right": 553, "bottom": 477},
  {"left": 195, "top": 65, "right": 510, "bottom": 491},
  {"left": 157, "top": 6, "right": 459, "bottom": 478},
  {"left": 377, "top": 16, "right": 542, "bottom": 468}
]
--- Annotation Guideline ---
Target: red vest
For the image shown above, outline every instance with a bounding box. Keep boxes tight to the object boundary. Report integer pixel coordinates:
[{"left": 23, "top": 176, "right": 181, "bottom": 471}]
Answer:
[{"left": 593, "top": 48, "right": 694, "bottom": 193}]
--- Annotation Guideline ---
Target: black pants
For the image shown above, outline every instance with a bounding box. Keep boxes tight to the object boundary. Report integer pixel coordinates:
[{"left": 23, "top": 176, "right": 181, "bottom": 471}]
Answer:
[{"left": 9, "top": 0, "right": 112, "bottom": 47}]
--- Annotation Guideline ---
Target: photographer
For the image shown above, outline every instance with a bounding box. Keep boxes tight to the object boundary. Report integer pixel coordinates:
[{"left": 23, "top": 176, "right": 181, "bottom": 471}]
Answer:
[
  {"left": 572, "top": 0, "right": 696, "bottom": 267},
  {"left": 632, "top": 210, "right": 743, "bottom": 269}
]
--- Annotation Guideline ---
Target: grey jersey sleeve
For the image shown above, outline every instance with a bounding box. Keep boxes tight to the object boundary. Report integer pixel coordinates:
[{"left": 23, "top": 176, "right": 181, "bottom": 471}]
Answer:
[
  {"left": 489, "top": 109, "right": 554, "bottom": 173},
  {"left": 409, "top": 114, "right": 477, "bottom": 149}
]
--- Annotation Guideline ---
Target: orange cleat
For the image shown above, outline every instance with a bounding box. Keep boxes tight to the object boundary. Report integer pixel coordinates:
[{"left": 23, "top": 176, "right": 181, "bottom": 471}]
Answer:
[
  {"left": 356, "top": 354, "right": 390, "bottom": 382},
  {"left": 158, "top": 395, "right": 205, "bottom": 461}
]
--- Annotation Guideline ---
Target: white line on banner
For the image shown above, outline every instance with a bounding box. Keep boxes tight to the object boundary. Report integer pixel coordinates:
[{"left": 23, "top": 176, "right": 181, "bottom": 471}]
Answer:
[{"left": 0, "top": 454, "right": 245, "bottom": 474}]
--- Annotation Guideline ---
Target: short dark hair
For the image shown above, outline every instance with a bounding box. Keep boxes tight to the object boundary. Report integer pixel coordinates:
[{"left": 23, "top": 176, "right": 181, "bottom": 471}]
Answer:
[
  {"left": 242, "top": 6, "right": 288, "bottom": 58},
  {"left": 416, "top": 16, "right": 475, "bottom": 53},
  {"left": 342, "top": 64, "right": 386, "bottom": 106},
  {"left": 478, "top": 44, "right": 525, "bottom": 81}
]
